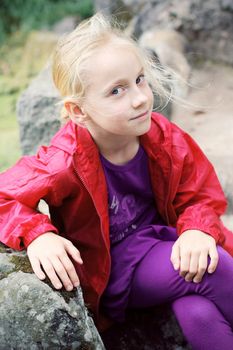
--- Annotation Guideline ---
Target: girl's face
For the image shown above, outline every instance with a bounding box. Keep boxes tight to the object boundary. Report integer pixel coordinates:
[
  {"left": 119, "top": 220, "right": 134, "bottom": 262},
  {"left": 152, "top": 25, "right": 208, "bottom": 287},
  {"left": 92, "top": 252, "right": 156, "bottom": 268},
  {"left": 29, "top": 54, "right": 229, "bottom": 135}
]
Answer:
[{"left": 81, "top": 43, "right": 154, "bottom": 139}]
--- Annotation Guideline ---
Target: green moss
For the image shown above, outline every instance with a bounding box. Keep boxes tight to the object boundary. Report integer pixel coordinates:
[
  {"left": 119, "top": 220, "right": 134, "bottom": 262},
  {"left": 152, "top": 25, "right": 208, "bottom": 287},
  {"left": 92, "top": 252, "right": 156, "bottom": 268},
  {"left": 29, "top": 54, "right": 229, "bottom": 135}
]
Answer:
[
  {"left": 0, "top": 244, "right": 33, "bottom": 279},
  {"left": 0, "top": 244, "right": 78, "bottom": 302},
  {"left": 9, "top": 255, "right": 33, "bottom": 274},
  {"left": 2, "top": 254, "right": 75, "bottom": 300},
  {"left": 0, "top": 243, "right": 7, "bottom": 253}
]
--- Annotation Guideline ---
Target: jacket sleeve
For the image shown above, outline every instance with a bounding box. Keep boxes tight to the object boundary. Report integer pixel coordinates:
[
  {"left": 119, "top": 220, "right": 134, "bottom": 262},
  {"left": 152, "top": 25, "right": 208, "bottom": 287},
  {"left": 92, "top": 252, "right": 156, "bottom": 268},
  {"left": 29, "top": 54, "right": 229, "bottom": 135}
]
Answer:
[
  {"left": 0, "top": 145, "right": 64, "bottom": 250},
  {"left": 171, "top": 125, "right": 227, "bottom": 244}
]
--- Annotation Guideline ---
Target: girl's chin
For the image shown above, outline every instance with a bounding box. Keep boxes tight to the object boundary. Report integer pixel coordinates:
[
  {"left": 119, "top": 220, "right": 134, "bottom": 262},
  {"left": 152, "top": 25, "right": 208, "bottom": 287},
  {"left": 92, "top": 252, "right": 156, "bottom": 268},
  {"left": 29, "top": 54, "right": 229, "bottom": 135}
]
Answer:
[{"left": 137, "top": 118, "right": 152, "bottom": 134}]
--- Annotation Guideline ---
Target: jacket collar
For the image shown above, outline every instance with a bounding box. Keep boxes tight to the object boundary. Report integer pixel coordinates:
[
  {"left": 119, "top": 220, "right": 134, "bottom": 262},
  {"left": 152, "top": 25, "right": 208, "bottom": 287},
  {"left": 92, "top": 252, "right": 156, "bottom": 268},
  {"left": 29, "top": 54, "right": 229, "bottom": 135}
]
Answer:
[
  {"left": 50, "top": 112, "right": 172, "bottom": 156},
  {"left": 50, "top": 120, "right": 79, "bottom": 155}
]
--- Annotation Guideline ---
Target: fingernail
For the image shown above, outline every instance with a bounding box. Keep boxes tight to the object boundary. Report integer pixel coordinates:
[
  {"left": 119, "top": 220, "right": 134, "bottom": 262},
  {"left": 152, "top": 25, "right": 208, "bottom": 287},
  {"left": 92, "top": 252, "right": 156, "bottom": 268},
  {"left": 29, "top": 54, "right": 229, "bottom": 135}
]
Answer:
[
  {"left": 74, "top": 281, "right": 79, "bottom": 287},
  {"left": 66, "top": 285, "right": 73, "bottom": 291},
  {"left": 173, "top": 264, "right": 179, "bottom": 270},
  {"left": 55, "top": 283, "right": 62, "bottom": 289},
  {"left": 193, "top": 279, "right": 200, "bottom": 283}
]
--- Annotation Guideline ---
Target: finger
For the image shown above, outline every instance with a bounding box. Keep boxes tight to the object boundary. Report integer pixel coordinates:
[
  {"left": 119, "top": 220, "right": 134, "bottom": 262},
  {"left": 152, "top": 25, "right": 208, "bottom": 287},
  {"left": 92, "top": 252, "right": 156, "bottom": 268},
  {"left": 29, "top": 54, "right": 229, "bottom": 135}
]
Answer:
[
  {"left": 184, "top": 252, "right": 199, "bottom": 282},
  {"left": 170, "top": 242, "right": 180, "bottom": 271},
  {"left": 193, "top": 251, "right": 208, "bottom": 283},
  {"left": 179, "top": 251, "right": 191, "bottom": 278},
  {"left": 48, "top": 256, "right": 75, "bottom": 291},
  {"left": 59, "top": 254, "right": 80, "bottom": 287},
  {"left": 208, "top": 246, "right": 219, "bottom": 273},
  {"left": 28, "top": 255, "right": 46, "bottom": 280},
  {"left": 41, "top": 257, "right": 63, "bottom": 290},
  {"left": 64, "top": 240, "right": 83, "bottom": 264}
]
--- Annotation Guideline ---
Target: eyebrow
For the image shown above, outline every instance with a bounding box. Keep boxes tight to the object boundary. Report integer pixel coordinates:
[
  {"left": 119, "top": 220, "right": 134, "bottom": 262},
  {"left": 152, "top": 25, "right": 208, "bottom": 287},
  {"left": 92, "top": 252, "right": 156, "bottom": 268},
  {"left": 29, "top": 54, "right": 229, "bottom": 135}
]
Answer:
[{"left": 103, "top": 67, "right": 144, "bottom": 94}]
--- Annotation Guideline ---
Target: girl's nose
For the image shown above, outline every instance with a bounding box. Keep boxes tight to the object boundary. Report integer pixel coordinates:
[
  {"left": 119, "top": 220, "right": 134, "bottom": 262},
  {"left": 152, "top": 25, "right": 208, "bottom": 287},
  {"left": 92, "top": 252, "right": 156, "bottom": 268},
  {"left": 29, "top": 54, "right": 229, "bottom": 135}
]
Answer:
[{"left": 131, "top": 88, "right": 148, "bottom": 109}]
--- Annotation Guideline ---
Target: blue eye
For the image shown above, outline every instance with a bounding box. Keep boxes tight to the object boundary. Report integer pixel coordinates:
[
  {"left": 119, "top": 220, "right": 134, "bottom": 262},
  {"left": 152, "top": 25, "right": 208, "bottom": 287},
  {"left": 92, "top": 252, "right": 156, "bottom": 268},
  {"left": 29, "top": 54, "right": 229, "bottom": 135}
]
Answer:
[
  {"left": 111, "top": 87, "right": 123, "bottom": 95},
  {"left": 136, "top": 74, "right": 145, "bottom": 84},
  {"left": 112, "top": 88, "right": 120, "bottom": 95}
]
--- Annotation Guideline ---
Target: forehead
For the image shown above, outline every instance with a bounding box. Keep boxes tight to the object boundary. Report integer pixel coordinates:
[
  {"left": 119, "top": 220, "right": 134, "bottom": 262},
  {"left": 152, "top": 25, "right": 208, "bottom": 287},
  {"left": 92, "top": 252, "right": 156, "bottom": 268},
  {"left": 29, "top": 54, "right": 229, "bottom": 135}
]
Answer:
[{"left": 85, "top": 42, "right": 143, "bottom": 88}]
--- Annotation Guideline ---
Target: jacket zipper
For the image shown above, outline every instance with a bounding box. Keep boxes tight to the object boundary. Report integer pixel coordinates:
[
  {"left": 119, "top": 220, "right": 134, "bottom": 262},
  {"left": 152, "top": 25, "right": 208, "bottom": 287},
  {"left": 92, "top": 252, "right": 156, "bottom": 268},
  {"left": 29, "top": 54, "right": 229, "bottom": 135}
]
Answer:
[
  {"left": 72, "top": 160, "right": 111, "bottom": 321},
  {"left": 163, "top": 149, "right": 173, "bottom": 225},
  {"left": 72, "top": 160, "right": 108, "bottom": 247}
]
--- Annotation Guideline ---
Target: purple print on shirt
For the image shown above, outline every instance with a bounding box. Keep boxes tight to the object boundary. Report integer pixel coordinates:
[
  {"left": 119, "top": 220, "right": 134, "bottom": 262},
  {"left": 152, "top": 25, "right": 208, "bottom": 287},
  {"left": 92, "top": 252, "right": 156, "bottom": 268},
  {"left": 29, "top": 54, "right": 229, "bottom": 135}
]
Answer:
[
  {"left": 100, "top": 146, "right": 159, "bottom": 244},
  {"left": 109, "top": 194, "right": 147, "bottom": 242}
]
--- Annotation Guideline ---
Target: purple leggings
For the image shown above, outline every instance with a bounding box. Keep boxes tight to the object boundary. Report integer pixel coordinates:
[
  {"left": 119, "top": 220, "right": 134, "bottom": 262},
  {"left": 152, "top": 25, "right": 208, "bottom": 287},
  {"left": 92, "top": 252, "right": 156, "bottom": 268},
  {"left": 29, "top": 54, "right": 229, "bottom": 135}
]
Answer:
[{"left": 128, "top": 241, "right": 233, "bottom": 350}]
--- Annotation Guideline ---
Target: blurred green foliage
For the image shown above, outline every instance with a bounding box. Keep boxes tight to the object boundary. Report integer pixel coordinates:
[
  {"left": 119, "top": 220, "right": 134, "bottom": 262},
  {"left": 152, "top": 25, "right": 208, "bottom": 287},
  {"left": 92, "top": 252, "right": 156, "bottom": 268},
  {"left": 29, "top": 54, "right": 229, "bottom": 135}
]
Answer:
[
  {"left": 0, "top": 0, "right": 94, "bottom": 171},
  {"left": 0, "top": 0, "right": 94, "bottom": 44}
]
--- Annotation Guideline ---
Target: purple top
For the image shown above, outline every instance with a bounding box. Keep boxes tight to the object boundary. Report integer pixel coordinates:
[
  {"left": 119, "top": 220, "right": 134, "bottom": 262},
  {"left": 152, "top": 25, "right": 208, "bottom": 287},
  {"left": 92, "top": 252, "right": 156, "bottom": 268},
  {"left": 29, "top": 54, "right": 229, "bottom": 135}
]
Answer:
[{"left": 100, "top": 146, "right": 161, "bottom": 244}]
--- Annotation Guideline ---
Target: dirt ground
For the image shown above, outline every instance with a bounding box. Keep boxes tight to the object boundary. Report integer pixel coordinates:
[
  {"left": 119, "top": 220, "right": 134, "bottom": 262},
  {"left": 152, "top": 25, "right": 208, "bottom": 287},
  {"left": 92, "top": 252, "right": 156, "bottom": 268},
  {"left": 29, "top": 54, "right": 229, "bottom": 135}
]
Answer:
[{"left": 171, "top": 61, "right": 233, "bottom": 230}]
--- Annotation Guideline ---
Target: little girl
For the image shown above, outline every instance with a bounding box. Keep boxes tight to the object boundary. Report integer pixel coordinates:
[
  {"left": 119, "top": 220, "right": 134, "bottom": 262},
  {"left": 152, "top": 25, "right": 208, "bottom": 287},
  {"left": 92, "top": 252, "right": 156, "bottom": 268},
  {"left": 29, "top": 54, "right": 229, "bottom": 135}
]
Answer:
[{"left": 1, "top": 13, "right": 233, "bottom": 349}]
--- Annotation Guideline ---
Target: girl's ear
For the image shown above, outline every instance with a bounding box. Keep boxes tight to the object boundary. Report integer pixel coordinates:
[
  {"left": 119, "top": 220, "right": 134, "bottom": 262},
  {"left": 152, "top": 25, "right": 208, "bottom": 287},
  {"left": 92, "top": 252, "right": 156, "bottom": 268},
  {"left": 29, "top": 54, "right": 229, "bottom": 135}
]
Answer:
[{"left": 64, "top": 101, "right": 90, "bottom": 125}]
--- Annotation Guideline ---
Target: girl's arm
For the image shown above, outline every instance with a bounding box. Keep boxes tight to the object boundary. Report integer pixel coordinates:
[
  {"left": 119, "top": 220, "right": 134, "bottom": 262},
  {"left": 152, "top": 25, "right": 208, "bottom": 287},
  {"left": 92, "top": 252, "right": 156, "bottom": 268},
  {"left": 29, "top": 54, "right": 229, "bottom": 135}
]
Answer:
[
  {"left": 172, "top": 128, "right": 227, "bottom": 244},
  {"left": 170, "top": 125, "right": 228, "bottom": 282},
  {"left": 0, "top": 148, "right": 60, "bottom": 250},
  {"left": 0, "top": 145, "right": 82, "bottom": 290}
]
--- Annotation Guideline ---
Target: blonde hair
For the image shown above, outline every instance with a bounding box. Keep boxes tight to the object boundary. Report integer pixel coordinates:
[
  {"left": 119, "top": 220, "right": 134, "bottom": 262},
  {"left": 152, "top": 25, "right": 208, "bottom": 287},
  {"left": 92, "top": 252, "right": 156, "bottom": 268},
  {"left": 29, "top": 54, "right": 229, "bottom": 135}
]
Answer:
[{"left": 52, "top": 13, "right": 174, "bottom": 122}]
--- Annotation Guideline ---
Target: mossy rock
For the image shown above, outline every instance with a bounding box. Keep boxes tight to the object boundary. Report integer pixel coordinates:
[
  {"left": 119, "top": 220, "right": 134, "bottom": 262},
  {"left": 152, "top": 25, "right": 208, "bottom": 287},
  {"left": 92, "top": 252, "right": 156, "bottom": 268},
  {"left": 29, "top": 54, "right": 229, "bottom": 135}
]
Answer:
[
  {"left": 0, "top": 242, "right": 78, "bottom": 303},
  {"left": 0, "top": 243, "right": 31, "bottom": 280}
]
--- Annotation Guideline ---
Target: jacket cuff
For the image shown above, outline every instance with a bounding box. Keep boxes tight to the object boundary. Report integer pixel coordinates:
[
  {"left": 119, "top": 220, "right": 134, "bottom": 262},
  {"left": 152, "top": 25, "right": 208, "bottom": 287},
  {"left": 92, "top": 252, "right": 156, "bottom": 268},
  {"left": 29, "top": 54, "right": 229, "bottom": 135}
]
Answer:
[
  {"left": 22, "top": 223, "right": 59, "bottom": 248},
  {"left": 177, "top": 223, "right": 225, "bottom": 245}
]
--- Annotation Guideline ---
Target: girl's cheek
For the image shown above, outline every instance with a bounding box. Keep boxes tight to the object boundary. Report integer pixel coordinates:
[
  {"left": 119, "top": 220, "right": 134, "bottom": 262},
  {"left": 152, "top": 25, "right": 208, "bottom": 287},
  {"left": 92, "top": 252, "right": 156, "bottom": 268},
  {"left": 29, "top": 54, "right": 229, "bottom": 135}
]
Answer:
[
  {"left": 107, "top": 101, "right": 126, "bottom": 113},
  {"left": 148, "top": 88, "right": 154, "bottom": 106}
]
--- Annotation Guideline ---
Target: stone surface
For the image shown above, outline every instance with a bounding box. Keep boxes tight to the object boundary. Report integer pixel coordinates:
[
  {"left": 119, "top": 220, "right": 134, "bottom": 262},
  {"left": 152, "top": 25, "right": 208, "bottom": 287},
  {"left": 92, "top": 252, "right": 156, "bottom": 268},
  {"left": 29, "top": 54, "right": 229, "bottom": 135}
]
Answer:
[
  {"left": 0, "top": 243, "right": 105, "bottom": 350},
  {"left": 52, "top": 16, "right": 80, "bottom": 35},
  {"left": 94, "top": 0, "right": 233, "bottom": 65},
  {"left": 139, "top": 29, "right": 191, "bottom": 99},
  {"left": 16, "top": 66, "right": 61, "bottom": 155},
  {"left": 102, "top": 306, "right": 191, "bottom": 350}
]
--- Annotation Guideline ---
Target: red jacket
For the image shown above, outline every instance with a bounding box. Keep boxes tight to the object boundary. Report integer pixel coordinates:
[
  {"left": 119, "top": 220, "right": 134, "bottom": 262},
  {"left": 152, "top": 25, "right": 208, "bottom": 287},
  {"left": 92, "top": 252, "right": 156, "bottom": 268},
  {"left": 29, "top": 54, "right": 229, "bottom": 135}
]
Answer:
[{"left": 0, "top": 112, "right": 232, "bottom": 329}]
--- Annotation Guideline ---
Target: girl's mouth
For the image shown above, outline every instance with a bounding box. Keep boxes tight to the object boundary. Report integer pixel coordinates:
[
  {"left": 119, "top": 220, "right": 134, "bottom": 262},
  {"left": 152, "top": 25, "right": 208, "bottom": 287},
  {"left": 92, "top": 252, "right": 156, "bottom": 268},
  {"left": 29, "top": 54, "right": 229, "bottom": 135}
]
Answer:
[{"left": 130, "top": 111, "right": 148, "bottom": 120}]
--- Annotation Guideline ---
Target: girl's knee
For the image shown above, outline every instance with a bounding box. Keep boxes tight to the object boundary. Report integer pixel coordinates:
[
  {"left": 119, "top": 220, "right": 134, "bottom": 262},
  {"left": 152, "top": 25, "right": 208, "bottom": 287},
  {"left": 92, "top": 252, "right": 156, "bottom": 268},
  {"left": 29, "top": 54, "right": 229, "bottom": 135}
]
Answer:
[
  {"left": 197, "top": 247, "right": 233, "bottom": 301},
  {"left": 187, "top": 302, "right": 216, "bottom": 326},
  {"left": 215, "top": 246, "right": 233, "bottom": 276},
  {"left": 173, "top": 295, "right": 217, "bottom": 327}
]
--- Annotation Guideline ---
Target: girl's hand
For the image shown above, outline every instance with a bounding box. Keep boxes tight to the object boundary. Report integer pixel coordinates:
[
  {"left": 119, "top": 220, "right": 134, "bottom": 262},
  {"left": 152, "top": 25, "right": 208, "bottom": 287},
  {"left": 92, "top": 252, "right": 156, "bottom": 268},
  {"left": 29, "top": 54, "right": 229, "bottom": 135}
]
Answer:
[
  {"left": 27, "top": 232, "right": 83, "bottom": 291},
  {"left": 170, "top": 230, "right": 219, "bottom": 283}
]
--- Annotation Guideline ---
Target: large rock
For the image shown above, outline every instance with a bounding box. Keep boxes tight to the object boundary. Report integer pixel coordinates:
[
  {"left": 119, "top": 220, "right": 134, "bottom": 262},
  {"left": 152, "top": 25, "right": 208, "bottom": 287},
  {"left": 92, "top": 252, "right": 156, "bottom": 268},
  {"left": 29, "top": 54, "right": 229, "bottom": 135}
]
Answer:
[
  {"left": 0, "top": 243, "right": 190, "bottom": 349},
  {"left": 94, "top": 0, "right": 233, "bottom": 66},
  {"left": 0, "top": 243, "right": 105, "bottom": 350},
  {"left": 101, "top": 307, "right": 191, "bottom": 350},
  {"left": 16, "top": 66, "right": 61, "bottom": 155}
]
